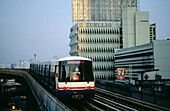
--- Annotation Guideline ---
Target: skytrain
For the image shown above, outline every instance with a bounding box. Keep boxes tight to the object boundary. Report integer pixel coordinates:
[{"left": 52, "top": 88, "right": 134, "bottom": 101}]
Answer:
[{"left": 30, "top": 56, "right": 95, "bottom": 99}]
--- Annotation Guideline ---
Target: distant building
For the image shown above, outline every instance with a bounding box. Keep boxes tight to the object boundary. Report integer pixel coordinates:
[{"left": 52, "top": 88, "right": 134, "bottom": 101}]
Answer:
[
  {"left": 11, "top": 64, "right": 16, "bottom": 69},
  {"left": 114, "top": 40, "right": 170, "bottom": 83},
  {"left": 18, "top": 60, "right": 30, "bottom": 69},
  {"left": 0, "top": 63, "right": 4, "bottom": 68},
  {"left": 150, "top": 24, "right": 156, "bottom": 42}
]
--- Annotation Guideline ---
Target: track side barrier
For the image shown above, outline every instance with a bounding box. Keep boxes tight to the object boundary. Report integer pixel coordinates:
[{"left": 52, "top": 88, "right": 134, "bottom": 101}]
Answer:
[{"left": 0, "top": 69, "right": 71, "bottom": 111}]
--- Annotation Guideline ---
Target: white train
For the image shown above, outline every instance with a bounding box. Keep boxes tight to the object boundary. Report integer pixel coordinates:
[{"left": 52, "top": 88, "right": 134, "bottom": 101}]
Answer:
[{"left": 30, "top": 56, "right": 95, "bottom": 99}]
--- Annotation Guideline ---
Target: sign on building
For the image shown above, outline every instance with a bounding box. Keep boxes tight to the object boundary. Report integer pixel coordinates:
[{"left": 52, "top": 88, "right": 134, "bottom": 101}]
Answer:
[{"left": 117, "top": 68, "right": 125, "bottom": 80}]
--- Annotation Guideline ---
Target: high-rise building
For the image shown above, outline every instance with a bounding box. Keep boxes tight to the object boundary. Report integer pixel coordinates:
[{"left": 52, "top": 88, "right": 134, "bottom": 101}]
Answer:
[
  {"left": 69, "top": 22, "right": 122, "bottom": 79},
  {"left": 69, "top": 0, "right": 156, "bottom": 80},
  {"left": 72, "top": 0, "right": 137, "bottom": 22},
  {"left": 122, "top": 7, "right": 150, "bottom": 48}
]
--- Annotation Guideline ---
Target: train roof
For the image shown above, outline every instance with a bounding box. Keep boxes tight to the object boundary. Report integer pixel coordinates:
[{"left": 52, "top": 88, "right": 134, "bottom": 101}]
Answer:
[
  {"left": 30, "top": 56, "right": 92, "bottom": 65},
  {"left": 58, "top": 56, "right": 91, "bottom": 61}
]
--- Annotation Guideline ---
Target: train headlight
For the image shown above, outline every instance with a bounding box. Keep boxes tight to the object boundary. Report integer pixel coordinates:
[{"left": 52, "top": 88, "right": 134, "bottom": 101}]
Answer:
[{"left": 12, "top": 106, "right": 15, "bottom": 110}]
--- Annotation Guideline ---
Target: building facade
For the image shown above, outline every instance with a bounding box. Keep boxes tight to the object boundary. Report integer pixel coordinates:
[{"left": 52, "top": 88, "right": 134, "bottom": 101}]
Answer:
[
  {"left": 114, "top": 40, "right": 170, "bottom": 83},
  {"left": 70, "top": 0, "right": 156, "bottom": 81},
  {"left": 122, "top": 7, "right": 150, "bottom": 48},
  {"left": 69, "top": 22, "right": 122, "bottom": 80},
  {"left": 72, "top": 0, "right": 137, "bottom": 22},
  {"left": 150, "top": 24, "right": 156, "bottom": 42}
]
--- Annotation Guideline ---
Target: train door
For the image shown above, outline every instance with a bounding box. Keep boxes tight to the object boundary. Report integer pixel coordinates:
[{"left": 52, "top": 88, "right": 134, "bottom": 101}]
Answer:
[
  {"left": 48, "top": 65, "right": 51, "bottom": 85},
  {"left": 66, "top": 65, "right": 71, "bottom": 89},
  {"left": 45, "top": 65, "right": 47, "bottom": 83},
  {"left": 42, "top": 65, "right": 45, "bottom": 81},
  {"left": 49, "top": 65, "right": 55, "bottom": 89},
  {"left": 38, "top": 65, "right": 41, "bottom": 77},
  {"left": 55, "top": 65, "right": 59, "bottom": 91},
  {"left": 40, "top": 65, "right": 43, "bottom": 80}
]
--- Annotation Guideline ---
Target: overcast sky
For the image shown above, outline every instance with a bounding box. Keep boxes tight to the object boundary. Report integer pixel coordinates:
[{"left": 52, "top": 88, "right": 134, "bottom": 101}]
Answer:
[{"left": 0, "top": 0, "right": 170, "bottom": 65}]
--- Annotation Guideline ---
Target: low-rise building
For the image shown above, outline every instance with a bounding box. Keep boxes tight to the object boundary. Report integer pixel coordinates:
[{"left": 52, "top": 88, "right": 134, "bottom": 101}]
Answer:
[{"left": 115, "top": 40, "right": 170, "bottom": 83}]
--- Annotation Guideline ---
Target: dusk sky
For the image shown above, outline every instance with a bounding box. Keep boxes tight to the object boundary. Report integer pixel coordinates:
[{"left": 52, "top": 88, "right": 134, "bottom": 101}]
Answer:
[{"left": 0, "top": 0, "right": 170, "bottom": 65}]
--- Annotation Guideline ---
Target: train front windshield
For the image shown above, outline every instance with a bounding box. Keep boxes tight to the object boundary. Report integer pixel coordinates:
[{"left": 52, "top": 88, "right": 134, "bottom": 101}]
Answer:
[{"left": 59, "top": 60, "right": 94, "bottom": 82}]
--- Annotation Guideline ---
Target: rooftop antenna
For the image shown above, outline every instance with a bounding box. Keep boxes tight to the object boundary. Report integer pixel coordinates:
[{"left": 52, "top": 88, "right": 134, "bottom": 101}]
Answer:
[{"left": 34, "top": 54, "right": 37, "bottom": 61}]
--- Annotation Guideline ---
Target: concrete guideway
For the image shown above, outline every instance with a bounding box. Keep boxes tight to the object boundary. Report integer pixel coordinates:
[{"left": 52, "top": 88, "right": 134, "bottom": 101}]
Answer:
[
  {"left": 95, "top": 87, "right": 170, "bottom": 111},
  {"left": 0, "top": 69, "right": 71, "bottom": 111}
]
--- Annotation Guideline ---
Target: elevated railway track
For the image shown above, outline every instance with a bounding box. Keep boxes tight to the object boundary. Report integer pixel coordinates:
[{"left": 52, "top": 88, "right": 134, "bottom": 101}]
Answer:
[
  {"left": 61, "top": 87, "right": 170, "bottom": 111},
  {"left": 1, "top": 69, "right": 170, "bottom": 111},
  {"left": 93, "top": 87, "right": 170, "bottom": 111}
]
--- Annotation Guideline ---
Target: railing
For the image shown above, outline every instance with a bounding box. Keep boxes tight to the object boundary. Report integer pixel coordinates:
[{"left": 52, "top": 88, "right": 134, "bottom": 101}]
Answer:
[{"left": 0, "top": 69, "right": 71, "bottom": 111}]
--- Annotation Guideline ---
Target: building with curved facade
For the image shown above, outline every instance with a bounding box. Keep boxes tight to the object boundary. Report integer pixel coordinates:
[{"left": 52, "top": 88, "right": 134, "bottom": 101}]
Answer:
[{"left": 69, "top": 22, "right": 122, "bottom": 80}]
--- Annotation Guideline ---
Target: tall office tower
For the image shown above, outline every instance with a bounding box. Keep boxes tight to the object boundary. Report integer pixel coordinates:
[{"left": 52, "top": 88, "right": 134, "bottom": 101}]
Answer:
[
  {"left": 72, "top": 0, "right": 137, "bottom": 23},
  {"left": 122, "top": 7, "right": 153, "bottom": 48},
  {"left": 69, "top": 22, "right": 122, "bottom": 80}
]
